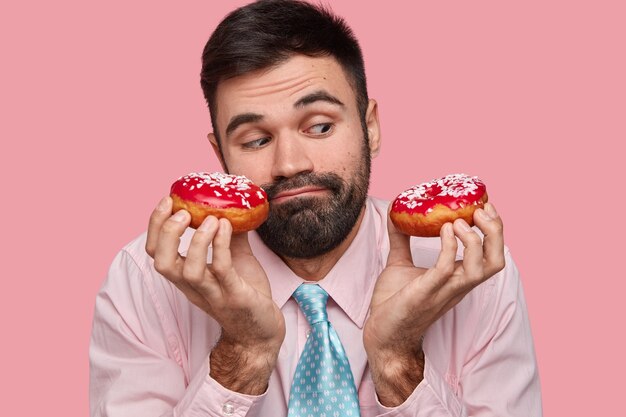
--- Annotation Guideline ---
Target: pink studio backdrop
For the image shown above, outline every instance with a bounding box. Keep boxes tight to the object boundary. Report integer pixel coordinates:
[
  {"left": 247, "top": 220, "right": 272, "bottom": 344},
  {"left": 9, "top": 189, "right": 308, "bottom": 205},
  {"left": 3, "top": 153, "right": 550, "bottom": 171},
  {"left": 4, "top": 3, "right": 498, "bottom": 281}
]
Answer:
[{"left": 1, "top": 1, "right": 624, "bottom": 415}]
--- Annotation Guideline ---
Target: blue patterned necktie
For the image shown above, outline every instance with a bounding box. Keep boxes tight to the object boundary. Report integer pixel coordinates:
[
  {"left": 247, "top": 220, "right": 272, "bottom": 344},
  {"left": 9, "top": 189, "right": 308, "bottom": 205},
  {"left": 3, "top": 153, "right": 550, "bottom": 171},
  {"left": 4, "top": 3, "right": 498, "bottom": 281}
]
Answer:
[{"left": 287, "top": 284, "right": 361, "bottom": 417}]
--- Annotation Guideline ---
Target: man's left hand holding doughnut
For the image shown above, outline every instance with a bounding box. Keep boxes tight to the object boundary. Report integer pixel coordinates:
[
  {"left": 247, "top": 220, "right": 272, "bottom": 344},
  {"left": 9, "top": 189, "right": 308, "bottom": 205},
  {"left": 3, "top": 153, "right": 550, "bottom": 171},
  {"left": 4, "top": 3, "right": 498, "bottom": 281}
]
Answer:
[{"left": 364, "top": 202, "right": 505, "bottom": 407}]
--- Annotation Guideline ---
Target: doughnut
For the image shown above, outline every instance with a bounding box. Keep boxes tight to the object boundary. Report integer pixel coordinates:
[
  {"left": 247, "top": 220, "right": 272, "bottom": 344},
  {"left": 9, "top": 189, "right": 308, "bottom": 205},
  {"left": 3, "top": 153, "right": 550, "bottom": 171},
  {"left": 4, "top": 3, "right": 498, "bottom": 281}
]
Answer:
[
  {"left": 170, "top": 172, "right": 269, "bottom": 232},
  {"left": 390, "top": 173, "right": 488, "bottom": 237}
]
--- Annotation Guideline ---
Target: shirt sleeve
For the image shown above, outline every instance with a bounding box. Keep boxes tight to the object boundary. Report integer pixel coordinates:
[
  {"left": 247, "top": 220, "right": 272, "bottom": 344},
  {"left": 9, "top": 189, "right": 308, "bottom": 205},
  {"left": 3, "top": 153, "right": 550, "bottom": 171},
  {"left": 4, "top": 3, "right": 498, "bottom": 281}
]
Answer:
[
  {"left": 89, "top": 249, "right": 267, "bottom": 417},
  {"left": 459, "top": 252, "right": 543, "bottom": 416},
  {"left": 372, "top": 251, "right": 542, "bottom": 417},
  {"left": 373, "top": 358, "right": 465, "bottom": 416}
]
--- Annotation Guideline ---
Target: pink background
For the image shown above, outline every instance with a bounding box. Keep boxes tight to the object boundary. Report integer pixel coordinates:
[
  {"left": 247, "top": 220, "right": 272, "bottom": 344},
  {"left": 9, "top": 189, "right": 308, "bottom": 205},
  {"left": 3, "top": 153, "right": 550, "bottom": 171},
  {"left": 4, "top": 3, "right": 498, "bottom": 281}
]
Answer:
[{"left": 2, "top": 0, "right": 624, "bottom": 415}]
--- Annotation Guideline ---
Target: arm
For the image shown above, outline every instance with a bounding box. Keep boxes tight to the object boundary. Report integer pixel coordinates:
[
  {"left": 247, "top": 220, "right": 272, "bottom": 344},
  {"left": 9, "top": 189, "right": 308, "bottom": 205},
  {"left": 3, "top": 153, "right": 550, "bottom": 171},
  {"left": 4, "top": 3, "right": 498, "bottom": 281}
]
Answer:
[
  {"left": 363, "top": 203, "right": 506, "bottom": 416},
  {"left": 89, "top": 250, "right": 263, "bottom": 417},
  {"left": 90, "top": 196, "right": 285, "bottom": 416},
  {"left": 365, "top": 252, "right": 542, "bottom": 416},
  {"left": 145, "top": 197, "right": 285, "bottom": 395},
  {"left": 459, "top": 254, "right": 542, "bottom": 415}
]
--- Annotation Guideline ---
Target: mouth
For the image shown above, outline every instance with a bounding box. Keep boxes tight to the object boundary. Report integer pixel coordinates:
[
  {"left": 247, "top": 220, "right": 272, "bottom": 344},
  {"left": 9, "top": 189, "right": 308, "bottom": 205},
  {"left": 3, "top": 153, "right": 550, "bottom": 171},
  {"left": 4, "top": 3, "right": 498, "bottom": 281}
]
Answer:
[{"left": 271, "top": 186, "right": 329, "bottom": 203}]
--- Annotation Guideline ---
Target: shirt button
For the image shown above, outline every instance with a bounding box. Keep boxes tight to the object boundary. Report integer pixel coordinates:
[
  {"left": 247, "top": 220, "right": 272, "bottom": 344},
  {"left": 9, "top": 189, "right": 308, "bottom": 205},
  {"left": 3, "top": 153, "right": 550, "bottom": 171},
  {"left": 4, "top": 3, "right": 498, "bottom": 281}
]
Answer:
[
  {"left": 306, "top": 329, "right": 311, "bottom": 338},
  {"left": 222, "top": 402, "right": 235, "bottom": 416}
]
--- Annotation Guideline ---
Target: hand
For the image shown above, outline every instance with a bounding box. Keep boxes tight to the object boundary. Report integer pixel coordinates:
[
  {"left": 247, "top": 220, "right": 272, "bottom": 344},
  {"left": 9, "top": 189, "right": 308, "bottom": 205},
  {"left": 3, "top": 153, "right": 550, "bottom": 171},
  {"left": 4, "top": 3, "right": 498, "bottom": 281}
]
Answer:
[
  {"left": 145, "top": 196, "right": 285, "bottom": 394},
  {"left": 363, "top": 203, "right": 505, "bottom": 406}
]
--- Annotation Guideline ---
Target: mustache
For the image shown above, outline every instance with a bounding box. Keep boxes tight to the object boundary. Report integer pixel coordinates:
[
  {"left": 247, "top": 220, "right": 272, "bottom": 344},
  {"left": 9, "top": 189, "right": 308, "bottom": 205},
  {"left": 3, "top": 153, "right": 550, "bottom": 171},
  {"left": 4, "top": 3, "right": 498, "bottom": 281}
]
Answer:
[{"left": 261, "top": 172, "right": 344, "bottom": 200}]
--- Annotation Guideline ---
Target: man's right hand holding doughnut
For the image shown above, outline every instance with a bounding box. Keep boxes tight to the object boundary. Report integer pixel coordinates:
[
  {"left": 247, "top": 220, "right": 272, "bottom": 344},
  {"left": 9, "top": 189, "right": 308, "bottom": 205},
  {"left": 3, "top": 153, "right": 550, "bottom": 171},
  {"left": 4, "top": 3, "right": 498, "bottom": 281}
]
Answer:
[{"left": 145, "top": 196, "right": 285, "bottom": 395}]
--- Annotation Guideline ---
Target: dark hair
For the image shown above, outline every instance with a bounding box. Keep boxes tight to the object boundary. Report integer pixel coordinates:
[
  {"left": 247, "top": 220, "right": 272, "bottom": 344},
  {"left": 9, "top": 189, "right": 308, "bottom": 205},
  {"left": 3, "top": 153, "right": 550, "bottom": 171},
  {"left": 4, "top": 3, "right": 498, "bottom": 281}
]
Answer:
[{"left": 200, "top": 0, "right": 369, "bottom": 145}]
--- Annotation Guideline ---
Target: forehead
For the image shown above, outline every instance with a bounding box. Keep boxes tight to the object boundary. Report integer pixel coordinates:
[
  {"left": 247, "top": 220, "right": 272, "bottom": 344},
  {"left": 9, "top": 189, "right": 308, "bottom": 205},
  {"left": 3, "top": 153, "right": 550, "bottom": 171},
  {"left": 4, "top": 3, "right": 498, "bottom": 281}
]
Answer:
[{"left": 214, "top": 55, "right": 356, "bottom": 131}]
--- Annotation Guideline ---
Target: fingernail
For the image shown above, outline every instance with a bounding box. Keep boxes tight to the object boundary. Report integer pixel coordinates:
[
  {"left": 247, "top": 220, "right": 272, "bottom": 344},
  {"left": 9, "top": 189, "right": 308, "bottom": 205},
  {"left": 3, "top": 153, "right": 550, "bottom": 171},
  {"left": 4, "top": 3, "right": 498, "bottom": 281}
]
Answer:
[
  {"left": 218, "top": 218, "right": 232, "bottom": 234},
  {"left": 443, "top": 223, "right": 454, "bottom": 237},
  {"left": 171, "top": 210, "right": 188, "bottom": 222},
  {"left": 157, "top": 197, "right": 170, "bottom": 211},
  {"left": 476, "top": 208, "right": 491, "bottom": 222},
  {"left": 456, "top": 219, "right": 471, "bottom": 232},
  {"left": 198, "top": 216, "right": 215, "bottom": 231},
  {"left": 484, "top": 203, "right": 498, "bottom": 219}
]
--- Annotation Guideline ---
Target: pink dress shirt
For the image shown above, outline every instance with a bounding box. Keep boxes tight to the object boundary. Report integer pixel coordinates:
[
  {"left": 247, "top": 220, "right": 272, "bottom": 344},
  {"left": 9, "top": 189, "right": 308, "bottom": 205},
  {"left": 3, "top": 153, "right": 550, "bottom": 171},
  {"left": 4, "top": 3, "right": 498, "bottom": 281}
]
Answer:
[{"left": 90, "top": 197, "right": 542, "bottom": 416}]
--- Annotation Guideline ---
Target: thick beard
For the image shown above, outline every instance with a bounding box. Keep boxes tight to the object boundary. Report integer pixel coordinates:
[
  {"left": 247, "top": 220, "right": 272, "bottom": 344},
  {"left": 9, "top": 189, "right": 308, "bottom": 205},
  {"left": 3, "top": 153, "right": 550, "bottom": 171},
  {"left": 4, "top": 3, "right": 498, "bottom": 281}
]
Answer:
[{"left": 256, "top": 143, "right": 371, "bottom": 259}]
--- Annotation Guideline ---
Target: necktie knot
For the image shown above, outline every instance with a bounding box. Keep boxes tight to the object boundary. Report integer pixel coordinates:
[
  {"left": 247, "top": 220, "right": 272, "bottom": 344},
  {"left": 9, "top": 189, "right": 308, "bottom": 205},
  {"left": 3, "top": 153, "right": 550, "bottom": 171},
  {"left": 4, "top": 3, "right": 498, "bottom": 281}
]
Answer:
[{"left": 292, "top": 284, "right": 329, "bottom": 325}]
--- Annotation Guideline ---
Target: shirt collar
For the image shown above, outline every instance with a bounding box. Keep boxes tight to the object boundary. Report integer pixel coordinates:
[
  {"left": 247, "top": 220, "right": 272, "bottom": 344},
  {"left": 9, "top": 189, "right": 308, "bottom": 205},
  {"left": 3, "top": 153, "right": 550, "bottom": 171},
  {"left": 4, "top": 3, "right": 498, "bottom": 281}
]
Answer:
[{"left": 249, "top": 198, "right": 385, "bottom": 328}]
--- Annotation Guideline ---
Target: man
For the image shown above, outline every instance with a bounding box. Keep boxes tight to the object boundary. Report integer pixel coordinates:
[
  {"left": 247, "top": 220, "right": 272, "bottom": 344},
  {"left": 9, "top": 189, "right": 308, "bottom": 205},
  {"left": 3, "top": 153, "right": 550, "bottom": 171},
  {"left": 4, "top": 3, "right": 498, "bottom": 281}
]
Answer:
[{"left": 90, "top": 1, "right": 542, "bottom": 416}]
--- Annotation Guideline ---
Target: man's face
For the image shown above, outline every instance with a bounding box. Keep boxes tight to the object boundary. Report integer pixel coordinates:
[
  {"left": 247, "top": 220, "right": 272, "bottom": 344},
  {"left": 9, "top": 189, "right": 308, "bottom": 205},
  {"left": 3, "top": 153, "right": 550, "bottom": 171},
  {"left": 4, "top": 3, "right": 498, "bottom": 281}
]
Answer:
[{"left": 209, "top": 55, "right": 380, "bottom": 258}]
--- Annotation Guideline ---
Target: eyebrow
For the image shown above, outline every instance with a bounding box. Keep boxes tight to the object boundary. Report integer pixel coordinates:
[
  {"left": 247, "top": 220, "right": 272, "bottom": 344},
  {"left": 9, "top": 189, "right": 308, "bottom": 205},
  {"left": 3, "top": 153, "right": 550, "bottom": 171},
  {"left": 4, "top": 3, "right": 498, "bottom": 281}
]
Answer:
[
  {"left": 293, "top": 90, "right": 345, "bottom": 109},
  {"left": 224, "top": 90, "right": 345, "bottom": 138},
  {"left": 225, "top": 113, "right": 264, "bottom": 137}
]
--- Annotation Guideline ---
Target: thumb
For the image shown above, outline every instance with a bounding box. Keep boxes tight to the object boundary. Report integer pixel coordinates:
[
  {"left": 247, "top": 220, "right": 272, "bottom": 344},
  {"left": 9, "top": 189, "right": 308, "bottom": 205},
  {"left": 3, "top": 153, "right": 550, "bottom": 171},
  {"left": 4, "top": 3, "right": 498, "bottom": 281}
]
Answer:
[{"left": 386, "top": 204, "right": 413, "bottom": 267}]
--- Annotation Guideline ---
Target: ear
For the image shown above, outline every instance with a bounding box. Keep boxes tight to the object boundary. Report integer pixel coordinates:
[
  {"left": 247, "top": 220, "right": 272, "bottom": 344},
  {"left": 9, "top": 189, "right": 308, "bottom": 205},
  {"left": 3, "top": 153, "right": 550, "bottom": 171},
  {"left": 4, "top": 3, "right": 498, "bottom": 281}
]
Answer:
[
  {"left": 207, "top": 132, "right": 227, "bottom": 171},
  {"left": 365, "top": 99, "right": 381, "bottom": 158}
]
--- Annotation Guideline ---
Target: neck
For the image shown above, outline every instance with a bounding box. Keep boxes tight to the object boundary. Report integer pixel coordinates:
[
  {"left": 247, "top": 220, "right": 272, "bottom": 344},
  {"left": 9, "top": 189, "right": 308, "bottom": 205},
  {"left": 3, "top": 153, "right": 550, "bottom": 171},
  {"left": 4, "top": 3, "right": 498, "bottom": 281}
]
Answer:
[{"left": 280, "top": 207, "right": 366, "bottom": 281}]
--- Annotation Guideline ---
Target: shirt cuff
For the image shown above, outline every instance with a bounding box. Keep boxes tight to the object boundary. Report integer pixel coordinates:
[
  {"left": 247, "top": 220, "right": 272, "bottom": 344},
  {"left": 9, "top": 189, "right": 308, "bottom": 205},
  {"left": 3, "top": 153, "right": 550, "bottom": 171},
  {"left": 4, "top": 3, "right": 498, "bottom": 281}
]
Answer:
[
  {"left": 176, "top": 355, "right": 267, "bottom": 417},
  {"left": 375, "top": 357, "right": 464, "bottom": 416}
]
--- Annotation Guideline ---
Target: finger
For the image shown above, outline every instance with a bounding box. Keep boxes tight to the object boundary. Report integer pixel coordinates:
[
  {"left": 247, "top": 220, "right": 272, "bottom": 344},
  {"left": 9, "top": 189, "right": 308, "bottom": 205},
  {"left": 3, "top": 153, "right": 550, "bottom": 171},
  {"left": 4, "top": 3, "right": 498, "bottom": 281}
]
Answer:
[
  {"left": 422, "top": 223, "right": 458, "bottom": 290},
  {"left": 473, "top": 203, "right": 506, "bottom": 276},
  {"left": 453, "top": 218, "right": 484, "bottom": 285},
  {"left": 146, "top": 196, "right": 172, "bottom": 258},
  {"left": 230, "top": 229, "right": 254, "bottom": 256},
  {"left": 183, "top": 216, "right": 220, "bottom": 290},
  {"left": 386, "top": 206, "right": 413, "bottom": 267},
  {"left": 153, "top": 209, "right": 190, "bottom": 281},
  {"left": 210, "top": 218, "right": 239, "bottom": 289}
]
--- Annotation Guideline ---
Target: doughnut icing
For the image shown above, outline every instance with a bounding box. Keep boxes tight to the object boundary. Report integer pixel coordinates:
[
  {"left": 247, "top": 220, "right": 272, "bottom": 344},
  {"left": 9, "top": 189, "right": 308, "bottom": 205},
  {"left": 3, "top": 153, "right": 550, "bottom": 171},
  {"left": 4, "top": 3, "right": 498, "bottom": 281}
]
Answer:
[
  {"left": 391, "top": 173, "right": 488, "bottom": 237},
  {"left": 170, "top": 172, "right": 269, "bottom": 232}
]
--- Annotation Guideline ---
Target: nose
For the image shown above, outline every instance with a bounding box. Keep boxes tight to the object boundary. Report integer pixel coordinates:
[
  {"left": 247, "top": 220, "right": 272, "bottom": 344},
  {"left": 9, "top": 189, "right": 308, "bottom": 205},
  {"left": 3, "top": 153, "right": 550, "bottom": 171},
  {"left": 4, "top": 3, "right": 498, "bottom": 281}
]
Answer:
[{"left": 270, "top": 135, "right": 314, "bottom": 180}]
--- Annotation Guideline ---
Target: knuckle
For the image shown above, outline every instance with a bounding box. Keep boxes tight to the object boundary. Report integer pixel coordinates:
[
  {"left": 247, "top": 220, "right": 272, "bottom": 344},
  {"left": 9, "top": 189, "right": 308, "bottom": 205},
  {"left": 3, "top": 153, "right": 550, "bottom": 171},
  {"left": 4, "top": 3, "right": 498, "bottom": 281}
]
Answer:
[
  {"left": 453, "top": 280, "right": 468, "bottom": 294},
  {"left": 161, "top": 220, "right": 181, "bottom": 234},
  {"left": 149, "top": 209, "right": 162, "bottom": 223},
  {"left": 466, "top": 232, "right": 482, "bottom": 246},
  {"left": 148, "top": 210, "right": 170, "bottom": 229},
  {"left": 153, "top": 258, "right": 171, "bottom": 276},
  {"left": 212, "top": 236, "right": 228, "bottom": 250},
  {"left": 490, "top": 221, "right": 504, "bottom": 235},
  {"left": 494, "top": 257, "right": 506, "bottom": 272},
  {"left": 463, "top": 267, "right": 484, "bottom": 284},
  {"left": 437, "top": 262, "right": 455, "bottom": 277},
  {"left": 148, "top": 210, "right": 160, "bottom": 225},
  {"left": 191, "top": 230, "right": 211, "bottom": 245},
  {"left": 181, "top": 262, "right": 193, "bottom": 278},
  {"left": 470, "top": 272, "right": 484, "bottom": 283},
  {"left": 210, "top": 262, "right": 229, "bottom": 278},
  {"left": 182, "top": 265, "right": 202, "bottom": 284},
  {"left": 446, "top": 276, "right": 467, "bottom": 295},
  {"left": 485, "top": 257, "right": 506, "bottom": 276},
  {"left": 145, "top": 243, "right": 155, "bottom": 258},
  {"left": 473, "top": 267, "right": 487, "bottom": 282}
]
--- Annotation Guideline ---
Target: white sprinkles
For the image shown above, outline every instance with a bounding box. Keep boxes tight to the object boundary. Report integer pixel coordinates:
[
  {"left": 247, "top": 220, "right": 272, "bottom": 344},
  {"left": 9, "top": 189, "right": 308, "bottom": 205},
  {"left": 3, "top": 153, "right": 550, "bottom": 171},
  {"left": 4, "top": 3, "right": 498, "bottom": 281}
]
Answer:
[
  {"left": 396, "top": 173, "right": 484, "bottom": 210},
  {"left": 177, "top": 172, "right": 265, "bottom": 209}
]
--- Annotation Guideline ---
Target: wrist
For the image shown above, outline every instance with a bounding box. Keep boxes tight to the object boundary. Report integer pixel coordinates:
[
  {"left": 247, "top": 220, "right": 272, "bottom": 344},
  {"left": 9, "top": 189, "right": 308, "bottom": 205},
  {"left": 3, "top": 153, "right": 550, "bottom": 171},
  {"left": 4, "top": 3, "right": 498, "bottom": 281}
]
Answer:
[
  {"left": 367, "top": 345, "right": 425, "bottom": 407},
  {"left": 209, "top": 335, "right": 281, "bottom": 395}
]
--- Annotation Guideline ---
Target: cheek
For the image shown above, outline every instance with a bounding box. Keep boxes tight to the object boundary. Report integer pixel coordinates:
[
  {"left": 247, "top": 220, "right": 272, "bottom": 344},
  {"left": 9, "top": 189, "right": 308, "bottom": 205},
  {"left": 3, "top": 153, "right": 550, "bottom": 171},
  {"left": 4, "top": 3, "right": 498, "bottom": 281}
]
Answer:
[
  {"left": 227, "top": 158, "right": 272, "bottom": 185},
  {"left": 317, "top": 138, "right": 365, "bottom": 175},
  {"left": 223, "top": 152, "right": 274, "bottom": 185}
]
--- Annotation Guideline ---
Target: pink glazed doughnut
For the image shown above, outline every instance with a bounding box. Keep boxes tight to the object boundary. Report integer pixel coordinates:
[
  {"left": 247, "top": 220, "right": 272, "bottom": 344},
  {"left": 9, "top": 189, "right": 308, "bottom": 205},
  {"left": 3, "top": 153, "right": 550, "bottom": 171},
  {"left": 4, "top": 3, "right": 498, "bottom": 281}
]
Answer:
[
  {"left": 390, "top": 174, "right": 488, "bottom": 237},
  {"left": 170, "top": 172, "right": 269, "bottom": 232}
]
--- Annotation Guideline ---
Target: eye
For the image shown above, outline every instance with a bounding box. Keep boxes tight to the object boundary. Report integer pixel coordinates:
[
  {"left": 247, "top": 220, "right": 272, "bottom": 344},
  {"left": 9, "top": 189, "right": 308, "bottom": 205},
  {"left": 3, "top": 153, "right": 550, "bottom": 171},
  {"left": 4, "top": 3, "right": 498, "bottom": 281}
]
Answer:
[
  {"left": 242, "top": 137, "right": 271, "bottom": 149},
  {"left": 305, "top": 123, "right": 334, "bottom": 136}
]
